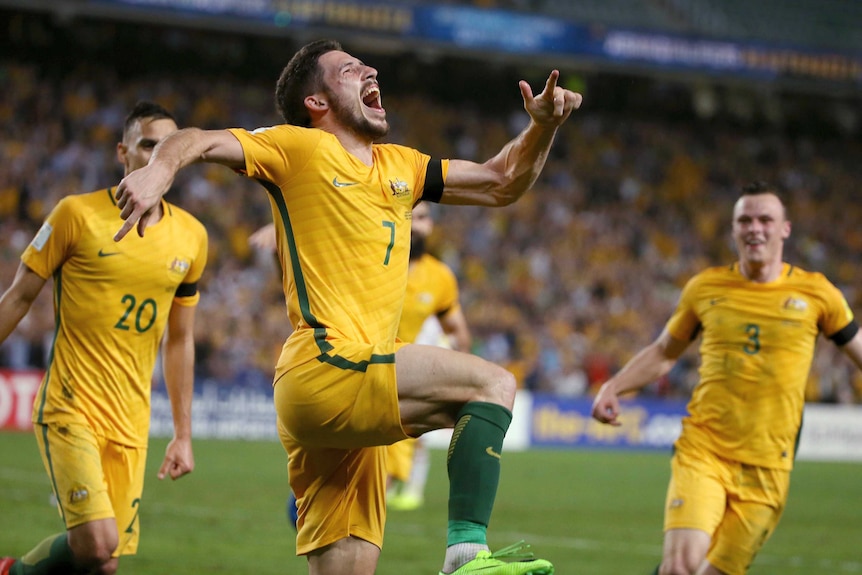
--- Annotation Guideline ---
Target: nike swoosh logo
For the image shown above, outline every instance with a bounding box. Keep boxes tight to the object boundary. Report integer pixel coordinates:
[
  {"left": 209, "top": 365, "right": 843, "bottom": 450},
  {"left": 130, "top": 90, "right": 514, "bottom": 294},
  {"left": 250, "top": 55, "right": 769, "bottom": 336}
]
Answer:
[
  {"left": 485, "top": 446, "right": 501, "bottom": 459},
  {"left": 332, "top": 176, "right": 358, "bottom": 188},
  {"left": 98, "top": 249, "right": 122, "bottom": 257}
]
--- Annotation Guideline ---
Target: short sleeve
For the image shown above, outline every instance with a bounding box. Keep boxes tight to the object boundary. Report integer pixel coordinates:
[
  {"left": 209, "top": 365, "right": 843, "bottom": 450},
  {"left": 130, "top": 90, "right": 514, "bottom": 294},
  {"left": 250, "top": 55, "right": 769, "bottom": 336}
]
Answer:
[
  {"left": 21, "top": 197, "right": 83, "bottom": 279},
  {"left": 228, "top": 125, "right": 321, "bottom": 186},
  {"left": 665, "top": 276, "right": 702, "bottom": 342},
  {"left": 173, "top": 221, "right": 209, "bottom": 308}
]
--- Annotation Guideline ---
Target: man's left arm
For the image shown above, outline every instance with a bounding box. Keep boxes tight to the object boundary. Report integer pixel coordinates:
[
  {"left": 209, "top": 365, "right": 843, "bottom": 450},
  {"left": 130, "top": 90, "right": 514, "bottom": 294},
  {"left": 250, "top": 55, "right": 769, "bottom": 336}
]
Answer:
[
  {"left": 438, "top": 70, "right": 582, "bottom": 207},
  {"left": 158, "top": 301, "right": 197, "bottom": 480}
]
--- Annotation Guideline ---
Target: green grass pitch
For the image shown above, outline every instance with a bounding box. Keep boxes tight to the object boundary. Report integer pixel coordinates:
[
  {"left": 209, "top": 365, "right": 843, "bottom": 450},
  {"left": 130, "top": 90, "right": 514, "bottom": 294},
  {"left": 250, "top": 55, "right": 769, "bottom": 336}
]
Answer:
[{"left": 1, "top": 432, "right": 860, "bottom": 574}]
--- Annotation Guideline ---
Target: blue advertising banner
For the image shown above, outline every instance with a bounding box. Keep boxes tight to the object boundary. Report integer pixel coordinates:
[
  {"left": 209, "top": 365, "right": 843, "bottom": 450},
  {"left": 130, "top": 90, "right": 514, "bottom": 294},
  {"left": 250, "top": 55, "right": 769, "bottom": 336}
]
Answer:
[
  {"left": 93, "top": 0, "right": 862, "bottom": 83},
  {"left": 150, "top": 383, "right": 278, "bottom": 440},
  {"left": 530, "top": 393, "right": 686, "bottom": 450}
]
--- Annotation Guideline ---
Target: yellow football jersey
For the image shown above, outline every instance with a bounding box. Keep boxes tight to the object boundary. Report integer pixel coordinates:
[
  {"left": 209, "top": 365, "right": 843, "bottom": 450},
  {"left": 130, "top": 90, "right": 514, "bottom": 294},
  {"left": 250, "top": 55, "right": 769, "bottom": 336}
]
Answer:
[
  {"left": 228, "top": 125, "right": 448, "bottom": 371},
  {"left": 667, "top": 263, "right": 856, "bottom": 469},
  {"left": 23, "top": 188, "right": 208, "bottom": 447},
  {"left": 398, "top": 254, "right": 460, "bottom": 344}
]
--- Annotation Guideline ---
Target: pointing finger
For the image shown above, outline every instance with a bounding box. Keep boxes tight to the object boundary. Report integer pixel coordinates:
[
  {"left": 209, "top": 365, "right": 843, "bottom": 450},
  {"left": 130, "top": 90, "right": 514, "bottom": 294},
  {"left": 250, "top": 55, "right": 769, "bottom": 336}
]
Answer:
[
  {"left": 114, "top": 215, "right": 138, "bottom": 242},
  {"left": 542, "top": 70, "right": 560, "bottom": 102}
]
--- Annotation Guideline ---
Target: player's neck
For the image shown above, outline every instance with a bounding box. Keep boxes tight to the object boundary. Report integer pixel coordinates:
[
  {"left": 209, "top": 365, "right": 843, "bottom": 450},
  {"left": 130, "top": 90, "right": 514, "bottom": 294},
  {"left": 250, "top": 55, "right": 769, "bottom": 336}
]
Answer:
[
  {"left": 738, "top": 259, "right": 784, "bottom": 283},
  {"left": 327, "top": 125, "right": 374, "bottom": 166}
]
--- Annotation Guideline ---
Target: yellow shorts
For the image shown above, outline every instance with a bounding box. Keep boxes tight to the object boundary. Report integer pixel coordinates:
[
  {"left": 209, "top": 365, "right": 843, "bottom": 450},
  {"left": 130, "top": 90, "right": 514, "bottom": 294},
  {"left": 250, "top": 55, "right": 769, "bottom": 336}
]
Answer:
[
  {"left": 34, "top": 421, "right": 147, "bottom": 556},
  {"left": 665, "top": 437, "right": 790, "bottom": 575},
  {"left": 386, "top": 438, "right": 418, "bottom": 483},
  {"left": 274, "top": 341, "right": 409, "bottom": 555}
]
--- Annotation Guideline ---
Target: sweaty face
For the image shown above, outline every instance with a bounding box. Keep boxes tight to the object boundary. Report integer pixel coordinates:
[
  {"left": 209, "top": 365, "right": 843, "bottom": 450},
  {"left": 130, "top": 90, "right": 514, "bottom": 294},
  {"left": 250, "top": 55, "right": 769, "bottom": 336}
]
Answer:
[
  {"left": 118, "top": 117, "right": 178, "bottom": 175},
  {"left": 319, "top": 50, "right": 388, "bottom": 140},
  {"left": 732, "top": 193, "right": 790, "bottom": 267}
]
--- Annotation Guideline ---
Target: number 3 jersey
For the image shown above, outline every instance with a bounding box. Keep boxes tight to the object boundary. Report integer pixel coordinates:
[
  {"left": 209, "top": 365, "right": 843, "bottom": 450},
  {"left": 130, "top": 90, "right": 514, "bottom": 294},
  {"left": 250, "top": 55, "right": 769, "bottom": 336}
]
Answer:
[
  {"left": 666, "top": 262, "right": 857, "bottom": 469},
  {"left": 22, "top": 189, "right": 208, "bottom": 447},
  {"left": 228, "top": 125, "right": 447, "bottom": 371}
]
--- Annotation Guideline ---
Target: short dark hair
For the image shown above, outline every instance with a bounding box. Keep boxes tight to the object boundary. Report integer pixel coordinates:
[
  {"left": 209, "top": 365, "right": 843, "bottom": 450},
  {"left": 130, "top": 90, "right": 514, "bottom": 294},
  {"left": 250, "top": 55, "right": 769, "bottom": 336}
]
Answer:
[
  {"left": 275, "top": 39, "right": 342, "bottom": 127},
  {"left": 123, "top": 101, "right": 176, "bottom": 139},
  {"left": 741, "top": 180, "right": 788, "bottom": 217}
]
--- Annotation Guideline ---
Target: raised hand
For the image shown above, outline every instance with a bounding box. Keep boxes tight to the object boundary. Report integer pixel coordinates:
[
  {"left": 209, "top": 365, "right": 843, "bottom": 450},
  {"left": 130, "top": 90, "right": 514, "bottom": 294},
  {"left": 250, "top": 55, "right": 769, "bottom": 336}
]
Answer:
[{"left": 519, "top": 70, "right": 582, "bottom": 127}]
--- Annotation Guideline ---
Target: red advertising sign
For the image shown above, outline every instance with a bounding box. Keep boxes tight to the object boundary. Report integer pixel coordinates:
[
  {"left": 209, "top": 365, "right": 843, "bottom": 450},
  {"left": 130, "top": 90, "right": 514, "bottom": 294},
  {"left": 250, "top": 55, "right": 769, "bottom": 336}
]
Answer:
[{"left": 0, "top": 369, "right": 44, "bottom": 431}]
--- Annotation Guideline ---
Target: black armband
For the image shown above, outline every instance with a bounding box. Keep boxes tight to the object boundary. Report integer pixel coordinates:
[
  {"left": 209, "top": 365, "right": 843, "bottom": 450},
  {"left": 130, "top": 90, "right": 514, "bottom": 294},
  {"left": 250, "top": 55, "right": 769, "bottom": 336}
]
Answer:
[
  {"left": 422, "top": 159, "right": 444, "bottom": 204},
  {"left": 175, "top": 282, "right": 198, "bottom": 298},
  {"left": 689, "top": 323, "right": 702, "bottom": 342},
  {"left": 829, "top": 320, "right": 859, "bottom": 346}
]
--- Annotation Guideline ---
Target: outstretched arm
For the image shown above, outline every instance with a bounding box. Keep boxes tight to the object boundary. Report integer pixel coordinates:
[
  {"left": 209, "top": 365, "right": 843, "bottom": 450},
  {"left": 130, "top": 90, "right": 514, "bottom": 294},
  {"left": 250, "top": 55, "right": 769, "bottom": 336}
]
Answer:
[
  {"left": 158, "top": 301, "right": 197, "bottom": 481},
  {"left": 0, "top": 263, "right": 47, "bottom": 345},
  {"left": 114, "top": 128, "right": 245, "bottom": 241},
  {"left": 440, "top": 70, "right": 582, "bottom": 207},
  {"left": 591, "top": 328, "right": 690, "bottom": 426}
]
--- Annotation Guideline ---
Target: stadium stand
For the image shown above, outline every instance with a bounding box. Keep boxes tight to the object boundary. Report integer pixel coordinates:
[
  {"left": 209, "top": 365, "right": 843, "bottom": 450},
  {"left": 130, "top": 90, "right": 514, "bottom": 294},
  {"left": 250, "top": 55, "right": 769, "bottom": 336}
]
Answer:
[{"left": 0, "top": 6, "right": 860, "bottom": 403}]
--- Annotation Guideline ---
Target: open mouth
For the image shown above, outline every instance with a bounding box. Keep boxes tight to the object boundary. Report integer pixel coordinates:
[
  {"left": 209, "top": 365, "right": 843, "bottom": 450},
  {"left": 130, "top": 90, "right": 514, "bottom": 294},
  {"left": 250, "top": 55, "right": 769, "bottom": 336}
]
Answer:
[{"left": 362, "top": 84, "right": 384, "bottom": 112}]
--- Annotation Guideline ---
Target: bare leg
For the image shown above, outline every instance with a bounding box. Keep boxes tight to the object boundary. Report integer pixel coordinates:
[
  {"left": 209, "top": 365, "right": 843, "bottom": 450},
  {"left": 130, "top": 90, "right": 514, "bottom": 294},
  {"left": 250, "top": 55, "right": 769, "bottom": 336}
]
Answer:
[
  {"left": 659, "top": 528, "right": 712, "bottom": 575},
  {"left": 306, "top": 537, "right": 380, "bottom": 575}
]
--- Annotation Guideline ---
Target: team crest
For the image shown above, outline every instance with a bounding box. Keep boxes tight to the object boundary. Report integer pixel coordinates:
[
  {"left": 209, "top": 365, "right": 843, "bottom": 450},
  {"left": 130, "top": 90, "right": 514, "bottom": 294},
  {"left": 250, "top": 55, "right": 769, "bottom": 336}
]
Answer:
[
  {"left": 167, "top": 257, "right": 191, "bottom": 278},
  {"left": 68, "top": 486, "right": 90, "bottom": 504},
  {"left": 783, "top": 297, "right": 808, "bottom": 312},
  {"left": 389, "top": 178, "right": 413, "bottom": 205}
]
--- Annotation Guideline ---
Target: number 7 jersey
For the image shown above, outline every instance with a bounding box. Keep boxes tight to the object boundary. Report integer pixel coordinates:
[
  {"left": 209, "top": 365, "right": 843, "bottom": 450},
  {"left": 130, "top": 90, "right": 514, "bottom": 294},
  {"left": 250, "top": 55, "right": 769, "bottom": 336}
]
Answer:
[
  {"left": 666, "top": 262, "right": 857, "bottom": 469},
  {"left": 229, "top": 125, "right": 445, "bottom": 370},
  {"left": 22, "top": 189, "right": 208, "bottom": 447}
]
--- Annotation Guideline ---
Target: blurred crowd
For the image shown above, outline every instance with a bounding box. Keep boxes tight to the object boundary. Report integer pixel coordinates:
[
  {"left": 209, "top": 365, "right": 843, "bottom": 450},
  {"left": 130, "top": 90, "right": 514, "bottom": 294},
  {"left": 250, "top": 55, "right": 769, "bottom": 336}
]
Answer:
[{"left": 1, "top": 11, "right": 861, "bottom": 403}]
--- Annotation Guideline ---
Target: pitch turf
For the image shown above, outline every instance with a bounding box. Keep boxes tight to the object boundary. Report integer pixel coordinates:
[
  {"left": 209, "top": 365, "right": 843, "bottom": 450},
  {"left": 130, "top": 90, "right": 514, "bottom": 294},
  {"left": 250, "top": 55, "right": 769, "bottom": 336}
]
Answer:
[{"left": 1, "top": 432, "right": 860, "bottom": 574}]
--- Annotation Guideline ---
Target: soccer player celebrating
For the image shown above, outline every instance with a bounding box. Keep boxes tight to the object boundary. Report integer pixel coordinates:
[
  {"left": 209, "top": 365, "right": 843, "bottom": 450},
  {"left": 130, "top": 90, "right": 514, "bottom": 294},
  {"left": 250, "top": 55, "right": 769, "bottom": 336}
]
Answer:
[
  {"left": 0, "top": 102, "right": 207, "bottom": 575},
  {"left": 113, "top": 39, "right": 580, "bottom": 575},
  {"left": 591, "top": 181, "right": 862, "bottom": 575}
]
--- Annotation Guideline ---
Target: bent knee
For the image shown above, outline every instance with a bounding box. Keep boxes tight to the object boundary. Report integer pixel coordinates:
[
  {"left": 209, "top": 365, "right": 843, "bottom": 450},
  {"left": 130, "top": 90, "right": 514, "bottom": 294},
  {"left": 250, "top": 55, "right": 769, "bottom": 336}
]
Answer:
[
  {"left": 93, "top": 557, "right": 119, "bottom": 575},
  {"left": 69, "top": 532, "right": 119, "bottom": 570},
  {"left": 73, "top": 547, "right": 117, "bottom": 572},
  {"left": 475, "top": 365, "right": 517, "bottom": 409},
  {"left": 660, "top": 553, "right": 703, "bottom": 575}
]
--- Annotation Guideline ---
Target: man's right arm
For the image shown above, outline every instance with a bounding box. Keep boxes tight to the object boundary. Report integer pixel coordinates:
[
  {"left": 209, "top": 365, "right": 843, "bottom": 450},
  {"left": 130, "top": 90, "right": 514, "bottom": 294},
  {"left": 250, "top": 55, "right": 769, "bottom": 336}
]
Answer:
[
  {"left": 591, "top": 328, "right": 690, "bottom": 426},
  {"left": 0, "top": 263, "right": 47, "bottom": 345},
  {"left": 114, "top": 128, "right": 245, "bottom": 241}
]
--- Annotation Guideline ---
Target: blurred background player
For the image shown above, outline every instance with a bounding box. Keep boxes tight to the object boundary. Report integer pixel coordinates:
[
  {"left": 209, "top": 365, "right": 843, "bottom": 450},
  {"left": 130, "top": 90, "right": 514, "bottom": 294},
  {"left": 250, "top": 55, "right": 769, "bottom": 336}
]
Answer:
[
  {"left": 387, "top": 201, "right": 471, "bottom": 511},
  {"left": 591, "top": 181, "right": 862, "bottom": 575},
  {"left": 0, "top": 102, "right": 208, "bottom": 575}
]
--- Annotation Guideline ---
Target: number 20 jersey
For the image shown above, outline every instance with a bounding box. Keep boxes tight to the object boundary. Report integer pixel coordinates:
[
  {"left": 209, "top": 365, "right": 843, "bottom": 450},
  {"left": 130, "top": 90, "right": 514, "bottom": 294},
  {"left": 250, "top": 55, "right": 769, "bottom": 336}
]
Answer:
[{"left": 22, "top": 189, "right": 207, "bottom": 447}]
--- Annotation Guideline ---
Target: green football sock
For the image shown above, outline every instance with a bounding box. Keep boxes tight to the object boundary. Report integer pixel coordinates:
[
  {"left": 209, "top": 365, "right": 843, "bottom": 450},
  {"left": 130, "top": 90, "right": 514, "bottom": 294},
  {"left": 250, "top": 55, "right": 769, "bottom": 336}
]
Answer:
[
  {"left": 12, "top": 533, "right": 80, "bottom": 575},
  {"left": 445, "top": 401, "right": 512, "bottom": 546}
]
